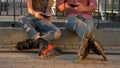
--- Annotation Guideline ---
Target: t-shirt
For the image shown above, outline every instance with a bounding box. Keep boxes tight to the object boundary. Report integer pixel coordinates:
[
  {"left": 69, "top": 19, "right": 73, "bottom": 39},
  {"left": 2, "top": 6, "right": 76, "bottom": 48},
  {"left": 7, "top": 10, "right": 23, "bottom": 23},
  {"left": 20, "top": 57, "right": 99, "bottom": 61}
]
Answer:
[
  {"left": 32, "top": 0, "right": 48, "bottom": 13},
  {"left": 56, "top": 0, "right": 97, "bottom": 19}
]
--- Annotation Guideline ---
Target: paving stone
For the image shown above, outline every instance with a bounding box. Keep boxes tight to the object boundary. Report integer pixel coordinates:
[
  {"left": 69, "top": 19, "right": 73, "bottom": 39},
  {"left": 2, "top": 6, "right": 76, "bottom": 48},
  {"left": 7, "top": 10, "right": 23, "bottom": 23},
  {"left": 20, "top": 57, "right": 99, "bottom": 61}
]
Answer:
[
  {"left": 0, "top": 53, "right": 119, "bottom": 68},
  {"left": 96, "top": 64, "right": 106, "bottom": 68},
  {"left": 76, "top": 63, "right": 86, "bottom": 68},
  {"left": 54, "top": 64, "right": 66, "bottom": 68},
  {"left": 106, "top": 64, "right": 118, "bottom": 68},
  {"left": 0, "top": 60, "right": 14, "bottom": 63},
  {"left": 85, "top": 64, "right": 97, "bottom": 68},
  {"left": 33, "top": 62, "right": 45, "bottom": 67},
  {"left": 12, "top": 63, "right": 33, "bottom": 68},
  {"left": 0, "top": 57, "right": 8, "bottom": 60},
  {"left": 0, "top": 63, "right": 12, "bottom": 68},
  {"left": 118, "top": 65, "right": 120, "bottom": 68}
]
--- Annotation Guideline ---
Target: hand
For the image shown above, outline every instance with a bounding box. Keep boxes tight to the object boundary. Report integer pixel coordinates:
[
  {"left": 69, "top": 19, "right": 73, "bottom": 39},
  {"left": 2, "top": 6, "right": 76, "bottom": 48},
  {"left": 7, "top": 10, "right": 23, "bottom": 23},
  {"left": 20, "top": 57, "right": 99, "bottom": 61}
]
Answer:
[
  {"left": 45, "top": 14, "right": 52, "bottom": 21},
  {"left": 74, "top": 3, "right": 85, "bottom": 12},
  {"left": 65, "top": 3, "right": 71, "bottom": 9},
  {"left": 34, "top": 12, "right": 44, "bottom": 19}
]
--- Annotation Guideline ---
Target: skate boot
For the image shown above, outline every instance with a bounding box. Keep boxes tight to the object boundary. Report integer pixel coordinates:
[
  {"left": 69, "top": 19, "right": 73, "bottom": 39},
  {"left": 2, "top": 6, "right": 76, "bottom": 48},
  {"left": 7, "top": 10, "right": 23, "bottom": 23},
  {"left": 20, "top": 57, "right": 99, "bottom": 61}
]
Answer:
[
  {"left": 89, "top": 34, "right": 107, "bottom": 61},
  {"left": 11, "top": 39, "right": 38, "bottom": 50},
  {"left": 77, "top": 32, "right": 91, "bottom": 60},
  {"left": 78, "top": 31, "right": 107, "bottom": 61},
  {"left": 34, "top": 38, "right": 62, "bottom": 59}
]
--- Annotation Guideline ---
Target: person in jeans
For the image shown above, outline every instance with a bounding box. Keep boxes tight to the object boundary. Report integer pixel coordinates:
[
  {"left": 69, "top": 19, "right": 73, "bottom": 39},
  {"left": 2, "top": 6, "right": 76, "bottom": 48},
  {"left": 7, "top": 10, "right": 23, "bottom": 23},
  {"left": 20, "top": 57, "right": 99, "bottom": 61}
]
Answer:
[
  {"left": 12, "top": 0, "right": 62, "bottom": 59},
  {"left": 57, "top": 0, "right": 98, "bottom": 59}
]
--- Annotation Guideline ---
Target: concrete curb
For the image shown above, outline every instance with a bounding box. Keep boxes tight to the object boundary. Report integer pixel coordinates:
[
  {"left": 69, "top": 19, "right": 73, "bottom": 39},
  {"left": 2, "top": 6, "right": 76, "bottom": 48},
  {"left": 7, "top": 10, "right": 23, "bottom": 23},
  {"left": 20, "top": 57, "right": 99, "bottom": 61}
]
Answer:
[{"left": 0, "top": 27, "right": 120, "bottom": 48}]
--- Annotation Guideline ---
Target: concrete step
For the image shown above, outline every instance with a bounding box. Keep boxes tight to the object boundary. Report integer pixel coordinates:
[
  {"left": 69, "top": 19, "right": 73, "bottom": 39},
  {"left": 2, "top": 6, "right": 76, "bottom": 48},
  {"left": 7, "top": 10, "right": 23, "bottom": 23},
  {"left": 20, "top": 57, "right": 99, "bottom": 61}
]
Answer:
[
  {"left": 0, "top": 47, "right": 120, "bottom": 55},
  {"left": 0, "top": 27, "right": 120, "bottom": 47}
]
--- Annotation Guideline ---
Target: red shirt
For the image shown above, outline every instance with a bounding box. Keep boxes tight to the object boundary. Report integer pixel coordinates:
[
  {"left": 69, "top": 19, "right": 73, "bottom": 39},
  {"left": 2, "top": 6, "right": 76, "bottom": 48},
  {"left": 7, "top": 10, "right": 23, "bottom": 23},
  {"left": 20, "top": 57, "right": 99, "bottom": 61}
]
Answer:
[{"left": 57, "top": 0, "right": 97, "bottom": 19}]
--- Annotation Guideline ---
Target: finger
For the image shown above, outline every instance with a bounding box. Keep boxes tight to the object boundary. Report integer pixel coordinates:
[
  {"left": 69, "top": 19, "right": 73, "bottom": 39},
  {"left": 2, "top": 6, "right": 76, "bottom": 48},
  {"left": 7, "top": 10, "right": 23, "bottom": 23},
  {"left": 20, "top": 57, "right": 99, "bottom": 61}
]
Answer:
[
  {"left": 74, "top": 7, "right": 78, "bottom": 10},
  {"left": 37, "top": 16, "right": 44, "bottom": 19}
]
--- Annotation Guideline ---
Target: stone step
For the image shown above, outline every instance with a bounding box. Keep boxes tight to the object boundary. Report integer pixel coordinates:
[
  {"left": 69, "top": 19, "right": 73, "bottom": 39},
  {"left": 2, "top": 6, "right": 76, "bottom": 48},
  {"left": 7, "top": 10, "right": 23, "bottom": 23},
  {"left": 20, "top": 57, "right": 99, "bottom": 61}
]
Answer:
[
  {"left": 0, "top": 27, "right": 120, "bottom": 47},
  {"left": 0, "top": 47, "right": 120, "bottom": 55}
]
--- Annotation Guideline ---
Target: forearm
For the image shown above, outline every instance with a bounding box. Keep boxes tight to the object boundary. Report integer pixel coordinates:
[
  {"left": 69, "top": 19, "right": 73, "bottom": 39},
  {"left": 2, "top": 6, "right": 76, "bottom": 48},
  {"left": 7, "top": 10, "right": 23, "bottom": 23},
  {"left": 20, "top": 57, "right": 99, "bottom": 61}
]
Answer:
[
  {"left": 28, "top": 8, "right": 36, "bottom": 15},
  {"left": 26, "top": 0, "right": 36, "bottom": 15},
  {"left": 81, "top": 6, "right": 96, "bottom": 13},
  {"left": 46, "top": 0, "right": 53, "bottom": 14},
  {"left": 75, "top": 1, "right": 97, "bottom": 13}
]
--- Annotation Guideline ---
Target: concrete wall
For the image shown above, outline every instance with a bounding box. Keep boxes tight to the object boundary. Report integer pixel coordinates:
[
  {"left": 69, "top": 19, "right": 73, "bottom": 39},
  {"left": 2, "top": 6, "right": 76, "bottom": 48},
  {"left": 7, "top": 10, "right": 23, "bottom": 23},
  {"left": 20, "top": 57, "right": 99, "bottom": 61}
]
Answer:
[{"left": 0, "top": 27, "right": 120, "bottom": 49}]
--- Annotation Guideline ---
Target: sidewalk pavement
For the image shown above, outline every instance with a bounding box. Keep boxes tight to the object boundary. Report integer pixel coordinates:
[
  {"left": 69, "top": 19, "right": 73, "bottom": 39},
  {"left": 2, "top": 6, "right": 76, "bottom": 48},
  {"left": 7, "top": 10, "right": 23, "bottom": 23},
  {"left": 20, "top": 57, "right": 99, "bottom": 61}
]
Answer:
[{"left": 0, "top": 52, "right": 120, "bottom": 68}]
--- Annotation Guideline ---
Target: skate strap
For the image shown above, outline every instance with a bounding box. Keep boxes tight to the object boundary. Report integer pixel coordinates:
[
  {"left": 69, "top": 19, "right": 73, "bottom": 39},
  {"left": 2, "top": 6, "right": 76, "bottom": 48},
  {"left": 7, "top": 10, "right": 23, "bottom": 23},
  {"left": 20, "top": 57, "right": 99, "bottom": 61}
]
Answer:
[
  {"left": 40, "top": 48, "right": 62, "bottom": 59},
  {"left": 41, "top": 44, "right": 54, "bottom": 55}
]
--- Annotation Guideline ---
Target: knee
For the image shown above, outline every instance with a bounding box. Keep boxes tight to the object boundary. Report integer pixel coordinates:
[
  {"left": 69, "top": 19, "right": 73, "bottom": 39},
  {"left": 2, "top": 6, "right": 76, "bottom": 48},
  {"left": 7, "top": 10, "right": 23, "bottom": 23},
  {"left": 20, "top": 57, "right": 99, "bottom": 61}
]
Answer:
[
  {"left": 17, "top": 16, "right": 26, "bottom": 22},
  {"left": 17, "top": 16, "right": 26, "bottom": 25},
  {"left": 54, "top": 30, "right": 61, "bottom": 39},
  {"left": 76, "top": 19, "right": 85, "bottom": 26}
]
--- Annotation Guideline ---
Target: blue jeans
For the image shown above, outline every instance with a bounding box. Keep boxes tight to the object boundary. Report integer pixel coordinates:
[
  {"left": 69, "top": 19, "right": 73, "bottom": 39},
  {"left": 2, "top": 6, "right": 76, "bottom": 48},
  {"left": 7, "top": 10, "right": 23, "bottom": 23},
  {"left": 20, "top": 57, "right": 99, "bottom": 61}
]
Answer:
[
  {"left": 17, "top": 16, "right": 61, "bottom": 41},
  {"left": 65, "top": 15, "right": 95, "bottom": 44}
]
